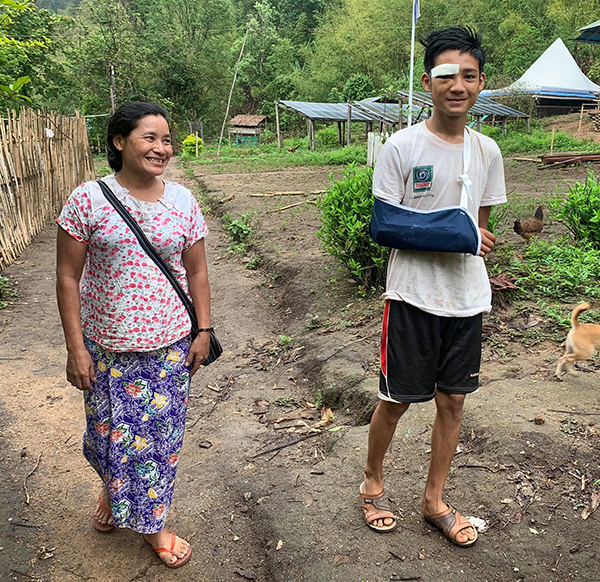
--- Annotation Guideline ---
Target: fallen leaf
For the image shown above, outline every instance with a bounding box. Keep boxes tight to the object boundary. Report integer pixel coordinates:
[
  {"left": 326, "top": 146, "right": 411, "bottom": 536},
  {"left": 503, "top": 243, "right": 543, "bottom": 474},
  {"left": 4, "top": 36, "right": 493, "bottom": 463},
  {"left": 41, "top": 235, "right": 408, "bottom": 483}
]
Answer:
[
  {"left": 256, "top": 400, "right": 270, "bottom": 408},
  {"left": 581, "top": 491, "right": 600, "bottom": 520},
  {"left": 235, "top": 568, "right": 258, "bottom": 580},
  {"left": 418, "top": 552, "right": 425, "bottom": 560},
  {"left": 305, "top": 401, "right": 316, "bottom": 408},
  {"left": 500, "top": 498, "right": 513, "bottom": 504},
  {"left": 300, "top": 409, "right": 319, "bottom": 420},
  {"left": 328, "top": 426, "right": 343, "bottom": 432},
  {"left": 529, "top": 527, "right": 540, "bottom": 535},
  {"left": 276, "top": 540, "right": 284, "bottom": 551},
  {"left": 316, "top": 408, "right": 333, "bottom": 427},
  {"left": 334, "top": 555, "right": 349, "bottom": 567}
]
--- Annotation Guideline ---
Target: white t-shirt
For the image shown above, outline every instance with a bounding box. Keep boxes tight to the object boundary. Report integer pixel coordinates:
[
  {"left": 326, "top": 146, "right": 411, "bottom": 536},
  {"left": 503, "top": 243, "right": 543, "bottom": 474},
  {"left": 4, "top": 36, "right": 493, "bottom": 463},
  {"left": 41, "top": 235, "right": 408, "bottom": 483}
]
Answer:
[{"left": 373, "top": 121, "right": 507, "bottom": 317}]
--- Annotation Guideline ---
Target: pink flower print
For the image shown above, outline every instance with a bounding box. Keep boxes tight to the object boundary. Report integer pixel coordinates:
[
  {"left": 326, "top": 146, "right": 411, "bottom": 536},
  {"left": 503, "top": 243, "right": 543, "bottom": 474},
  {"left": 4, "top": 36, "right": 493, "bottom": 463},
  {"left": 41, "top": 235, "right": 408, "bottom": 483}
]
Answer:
[
  {"left": 124, "top": 383, "right": 142, "bottom": 397},
  {"left": 110, "top": 428, "right": 125, "bottom": 442},
  {"left": 168, "top": 453, "right": 179, "bottom": 466},
  {"left": 94, "top": 422, "right": 110, "bottom": 436},
  {"left": 153, "top": 504, "right": 166, "bottom": 518},
  {"left": 109, "top": 477, "right": 124, "bottom": 491}
]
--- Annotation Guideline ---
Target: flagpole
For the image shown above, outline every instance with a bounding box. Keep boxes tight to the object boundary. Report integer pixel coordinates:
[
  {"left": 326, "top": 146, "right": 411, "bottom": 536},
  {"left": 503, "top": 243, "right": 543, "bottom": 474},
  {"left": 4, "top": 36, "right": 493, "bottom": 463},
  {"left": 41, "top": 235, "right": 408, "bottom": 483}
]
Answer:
[{"left": 408, "top": 0, "right": 418, "bottom": 127}]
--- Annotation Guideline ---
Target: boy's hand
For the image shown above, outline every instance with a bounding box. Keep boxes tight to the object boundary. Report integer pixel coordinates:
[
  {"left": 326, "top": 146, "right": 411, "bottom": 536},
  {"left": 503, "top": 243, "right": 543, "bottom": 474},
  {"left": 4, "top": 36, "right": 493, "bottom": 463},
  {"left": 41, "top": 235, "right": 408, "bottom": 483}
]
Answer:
[{"left": 479, "top": 228, "right": 496, "bottom": 256}]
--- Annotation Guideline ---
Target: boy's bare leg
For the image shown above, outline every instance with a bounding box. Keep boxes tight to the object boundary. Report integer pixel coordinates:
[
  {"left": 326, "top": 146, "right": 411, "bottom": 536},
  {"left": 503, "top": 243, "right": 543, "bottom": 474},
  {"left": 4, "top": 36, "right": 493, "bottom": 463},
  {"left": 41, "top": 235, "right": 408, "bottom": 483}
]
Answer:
[
  {"left": 363, "top": 400, "right": 410, "bottom": 527},
  {"left": 421, "top": 391, "right": 476, "bottom": 543}
]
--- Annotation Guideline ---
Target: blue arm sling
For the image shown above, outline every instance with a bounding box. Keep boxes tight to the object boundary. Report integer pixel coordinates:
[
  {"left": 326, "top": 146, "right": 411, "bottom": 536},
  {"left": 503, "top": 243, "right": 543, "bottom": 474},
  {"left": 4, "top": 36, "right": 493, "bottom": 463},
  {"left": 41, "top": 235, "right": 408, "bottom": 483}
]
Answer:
[{"left": 370, "top": 128, "right": 482, "bottom": 256}]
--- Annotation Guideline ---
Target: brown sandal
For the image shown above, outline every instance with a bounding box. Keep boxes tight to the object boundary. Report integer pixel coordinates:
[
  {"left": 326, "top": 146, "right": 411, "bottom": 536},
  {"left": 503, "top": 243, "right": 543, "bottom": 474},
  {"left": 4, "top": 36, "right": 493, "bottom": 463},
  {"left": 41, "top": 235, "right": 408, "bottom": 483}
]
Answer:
[
  {"left": 359, "top": 482, "right": 397, "bottom": 532},
  {"left": 150, "top": 530, "right": 192, "bottom": 568},
  {"left": 424, "top": 504, "right": 478, "bottom": 547}
]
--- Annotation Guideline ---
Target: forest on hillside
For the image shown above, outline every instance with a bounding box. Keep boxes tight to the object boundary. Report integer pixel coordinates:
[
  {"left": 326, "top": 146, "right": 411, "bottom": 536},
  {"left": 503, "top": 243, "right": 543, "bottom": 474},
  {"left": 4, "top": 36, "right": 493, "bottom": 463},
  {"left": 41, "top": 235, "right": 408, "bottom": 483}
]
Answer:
[{"left": 2, "top": 0, "right": 600, "bottom": 135}]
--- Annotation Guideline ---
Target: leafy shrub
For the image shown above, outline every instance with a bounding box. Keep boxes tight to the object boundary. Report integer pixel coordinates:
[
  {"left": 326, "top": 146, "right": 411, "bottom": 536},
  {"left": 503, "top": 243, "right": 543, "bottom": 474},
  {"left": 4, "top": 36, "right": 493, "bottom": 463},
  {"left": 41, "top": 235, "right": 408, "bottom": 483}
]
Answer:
[
  {"left": 181, "top": 134, "right": 204, "bottom": 157},
  {"left": 550, "top": 172, "right": 600, "bottom": 249},
  {"left": 315, "top": 126, "right": 339, "bottom": 148},
  {"left": 318, "top": 164, "right": 388, "bottom": 288},
  {"left": 508, "top": 237, "right": 600, "bottom": 300},
  {"left": 342, "top": 74, "right": 375, "bottom": 102},
  {"left": 223, "top": 211, "right": 253, "bottom": 254}
]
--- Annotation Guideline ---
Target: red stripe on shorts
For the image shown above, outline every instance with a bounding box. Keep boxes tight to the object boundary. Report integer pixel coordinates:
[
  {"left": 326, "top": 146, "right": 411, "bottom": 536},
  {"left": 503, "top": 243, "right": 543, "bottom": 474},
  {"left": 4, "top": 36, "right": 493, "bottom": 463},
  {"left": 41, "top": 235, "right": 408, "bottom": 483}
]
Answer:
[{"left": 381, "top": 300, "right": 390, "bottom": 377}]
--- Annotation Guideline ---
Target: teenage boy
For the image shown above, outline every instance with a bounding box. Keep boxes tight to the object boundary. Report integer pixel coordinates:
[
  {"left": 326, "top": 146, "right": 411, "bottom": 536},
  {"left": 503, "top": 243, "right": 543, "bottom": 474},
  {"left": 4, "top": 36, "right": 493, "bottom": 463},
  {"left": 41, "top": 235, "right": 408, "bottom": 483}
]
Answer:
[{"left": 360, "top": 27, "right": 506, "bottom": 547}]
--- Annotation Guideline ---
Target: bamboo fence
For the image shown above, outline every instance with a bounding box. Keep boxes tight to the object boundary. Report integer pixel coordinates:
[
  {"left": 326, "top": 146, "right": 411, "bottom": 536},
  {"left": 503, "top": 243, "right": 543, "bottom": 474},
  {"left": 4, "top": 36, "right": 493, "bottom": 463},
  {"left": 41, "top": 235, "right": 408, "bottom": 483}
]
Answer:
[{"left": 0, "top": 107, "right": 94, "bottom": 270}]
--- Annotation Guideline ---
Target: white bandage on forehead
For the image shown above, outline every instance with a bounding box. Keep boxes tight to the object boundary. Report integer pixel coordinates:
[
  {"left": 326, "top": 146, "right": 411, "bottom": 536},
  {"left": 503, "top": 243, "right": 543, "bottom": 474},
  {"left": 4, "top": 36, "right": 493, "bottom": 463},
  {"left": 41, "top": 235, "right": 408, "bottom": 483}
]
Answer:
[{"left": 430, "top": 63, "right": 460, "bottom": 77}]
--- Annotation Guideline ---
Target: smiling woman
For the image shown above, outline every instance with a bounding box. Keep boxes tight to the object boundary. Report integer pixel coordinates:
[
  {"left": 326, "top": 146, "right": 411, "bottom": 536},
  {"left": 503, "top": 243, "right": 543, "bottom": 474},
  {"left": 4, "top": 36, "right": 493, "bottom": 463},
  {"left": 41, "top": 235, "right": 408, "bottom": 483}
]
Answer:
[{"left": 55, "top": 102, "right": 213, "bottom": 569}]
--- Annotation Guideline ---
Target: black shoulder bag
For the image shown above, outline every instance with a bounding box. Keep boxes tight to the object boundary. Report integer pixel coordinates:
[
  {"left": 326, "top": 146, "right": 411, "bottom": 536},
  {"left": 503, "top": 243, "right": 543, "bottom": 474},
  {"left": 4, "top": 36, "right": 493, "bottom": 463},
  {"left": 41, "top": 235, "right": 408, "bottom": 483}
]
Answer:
[{"left": 97, "top": 179, "right": 222, "bottom": 366}]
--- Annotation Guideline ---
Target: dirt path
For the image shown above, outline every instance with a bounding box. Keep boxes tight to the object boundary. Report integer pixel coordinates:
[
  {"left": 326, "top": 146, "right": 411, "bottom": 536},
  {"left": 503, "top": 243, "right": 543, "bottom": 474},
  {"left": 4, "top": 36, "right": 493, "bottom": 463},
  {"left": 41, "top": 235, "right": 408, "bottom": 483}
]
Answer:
[{"left": 1, "top": 161, "right": 599, "bottom": 582}]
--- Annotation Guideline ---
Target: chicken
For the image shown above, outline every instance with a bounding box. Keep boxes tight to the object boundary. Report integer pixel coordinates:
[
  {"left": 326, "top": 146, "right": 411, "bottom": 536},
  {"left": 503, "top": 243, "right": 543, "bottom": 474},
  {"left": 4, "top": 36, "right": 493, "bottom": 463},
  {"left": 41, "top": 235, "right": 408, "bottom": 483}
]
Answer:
[
  {"left": 287, "top": 145, "right": 299, "bottom": 153},
  {"left": 513, "top": 205, "right": 545, "bottom": 241}
]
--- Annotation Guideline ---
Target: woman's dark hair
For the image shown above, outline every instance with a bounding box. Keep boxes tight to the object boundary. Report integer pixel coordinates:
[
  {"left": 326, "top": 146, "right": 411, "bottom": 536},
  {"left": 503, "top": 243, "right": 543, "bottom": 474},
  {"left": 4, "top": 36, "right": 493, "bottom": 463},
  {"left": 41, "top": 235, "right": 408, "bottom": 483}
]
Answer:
[
  {"left": 420, "top": 27, "right": 486, "bottom": 76},
  {"left": 106, "top": 102, "right": 169, "bottom": 172}
]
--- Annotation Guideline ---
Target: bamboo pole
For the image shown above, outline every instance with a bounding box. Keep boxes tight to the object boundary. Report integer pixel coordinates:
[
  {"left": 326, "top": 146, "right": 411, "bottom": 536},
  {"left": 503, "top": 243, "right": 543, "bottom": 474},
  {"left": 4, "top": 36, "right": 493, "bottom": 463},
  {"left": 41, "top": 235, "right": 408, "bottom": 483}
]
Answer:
[
  {"left": 217, "top": 24, "right": 250, "bottom": 161},
  {"left": 578, "top": 103, "right": 585, "bottom": 133},
  {"left": 550, "top": 125, "right": 556, "bottom": 155}
]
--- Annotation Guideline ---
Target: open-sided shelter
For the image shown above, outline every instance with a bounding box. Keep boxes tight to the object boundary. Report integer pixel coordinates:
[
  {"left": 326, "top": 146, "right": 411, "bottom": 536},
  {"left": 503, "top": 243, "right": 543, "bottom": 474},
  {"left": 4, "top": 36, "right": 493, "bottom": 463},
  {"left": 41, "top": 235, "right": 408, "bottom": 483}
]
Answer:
[{"left": 481, "top": 38, "right": 599, "bottom": 116}]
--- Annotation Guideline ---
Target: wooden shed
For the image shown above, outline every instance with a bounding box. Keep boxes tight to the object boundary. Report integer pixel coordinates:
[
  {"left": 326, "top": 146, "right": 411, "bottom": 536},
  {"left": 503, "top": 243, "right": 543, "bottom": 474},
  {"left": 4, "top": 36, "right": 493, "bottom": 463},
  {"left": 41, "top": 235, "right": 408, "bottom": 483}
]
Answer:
[{"left": 228, "top": 114, "right": 267, "bottom": 145}]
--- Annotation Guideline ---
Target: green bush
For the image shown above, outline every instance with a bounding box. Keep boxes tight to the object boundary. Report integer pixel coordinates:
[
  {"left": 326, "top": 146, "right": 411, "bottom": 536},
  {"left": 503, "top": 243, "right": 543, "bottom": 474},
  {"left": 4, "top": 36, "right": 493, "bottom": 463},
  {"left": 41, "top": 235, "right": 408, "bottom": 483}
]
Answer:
[
  {"left": 342, "top": 73, "right": 375, "bottom": 102},
  {"left": 181, "top": 134, "right": 204, "bottom": 157},
  {"left": 550, "top": 171, "right": 600, "bottom": 249},
  {"left": 323, "top": 144, "right": 367, "bottom": 165},
  {"left": 318, "top": 164, "right": 388, "bottom": 288},
  {"left": 315, "top": 126, "right": 339, "bottom": 148},
  {"left": 223, "top": 211, "right": 253, "bottom": 254}
]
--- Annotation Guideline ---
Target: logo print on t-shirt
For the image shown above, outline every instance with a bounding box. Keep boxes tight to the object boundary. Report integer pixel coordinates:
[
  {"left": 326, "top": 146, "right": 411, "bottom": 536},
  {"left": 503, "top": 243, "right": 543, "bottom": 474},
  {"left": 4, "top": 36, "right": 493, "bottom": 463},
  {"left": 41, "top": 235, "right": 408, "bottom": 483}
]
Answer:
[{"left": 413, "top": 165, "right": 433, "bottom": 192}]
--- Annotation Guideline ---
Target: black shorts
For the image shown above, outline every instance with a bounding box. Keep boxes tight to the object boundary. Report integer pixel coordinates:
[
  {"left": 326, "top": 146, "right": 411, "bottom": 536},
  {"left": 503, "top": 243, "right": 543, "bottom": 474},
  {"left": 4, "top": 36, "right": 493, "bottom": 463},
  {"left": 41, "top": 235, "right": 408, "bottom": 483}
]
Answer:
[{"left": 379, "top": 300, "right": 482, "bottom": 403}]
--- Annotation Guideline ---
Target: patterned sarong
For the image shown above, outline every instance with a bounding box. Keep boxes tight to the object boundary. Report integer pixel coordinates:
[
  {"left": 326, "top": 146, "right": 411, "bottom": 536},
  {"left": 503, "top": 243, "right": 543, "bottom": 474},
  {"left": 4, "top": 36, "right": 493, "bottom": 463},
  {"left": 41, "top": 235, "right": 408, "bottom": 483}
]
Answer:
[{"left": 82, "top": 335, "right": 191, "bottom": 533}]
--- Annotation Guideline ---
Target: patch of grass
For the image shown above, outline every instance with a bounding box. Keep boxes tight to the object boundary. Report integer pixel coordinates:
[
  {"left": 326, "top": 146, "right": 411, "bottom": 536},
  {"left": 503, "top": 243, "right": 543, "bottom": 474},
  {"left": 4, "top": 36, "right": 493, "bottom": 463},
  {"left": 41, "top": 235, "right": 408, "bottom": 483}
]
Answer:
[
  {"left": 482, "top": 126, "right": 597, "bottom": 155},
  {"left": 0, "top": 275, "right": 18, "bottom": 308},
  {"left": 275, "top": 394, "right": 298, "bottom": 407},
  {"left": 184, "top": 141, "right": 366, "bottom": 174},
  {"left": 507, "top": 237, "right": 600, "bottom": 302}
]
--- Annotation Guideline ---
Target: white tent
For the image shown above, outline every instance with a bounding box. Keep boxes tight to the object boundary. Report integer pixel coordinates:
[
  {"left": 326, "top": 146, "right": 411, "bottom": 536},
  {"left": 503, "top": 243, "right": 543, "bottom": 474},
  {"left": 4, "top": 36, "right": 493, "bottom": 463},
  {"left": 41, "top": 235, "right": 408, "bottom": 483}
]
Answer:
[{"left": 482, "top": 38, "right": 599, "bottom": 100}]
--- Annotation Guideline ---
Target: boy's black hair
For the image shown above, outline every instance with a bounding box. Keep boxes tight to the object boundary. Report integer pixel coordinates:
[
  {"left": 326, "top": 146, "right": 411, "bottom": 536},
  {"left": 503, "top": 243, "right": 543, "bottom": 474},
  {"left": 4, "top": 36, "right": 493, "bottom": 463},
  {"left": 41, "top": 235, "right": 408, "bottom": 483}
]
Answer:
[
  {"left": 107, "top": 102, "right": 169, "bottom": 172},
  {"left": 420, "top": 27, "right": 486, "bottom": 75}
]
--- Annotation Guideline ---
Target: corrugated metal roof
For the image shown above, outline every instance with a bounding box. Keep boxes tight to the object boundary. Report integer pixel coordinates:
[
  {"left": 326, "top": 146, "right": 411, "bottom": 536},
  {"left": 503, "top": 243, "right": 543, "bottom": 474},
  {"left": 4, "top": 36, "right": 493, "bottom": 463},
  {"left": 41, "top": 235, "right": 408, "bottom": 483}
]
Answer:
[
  {"left": 574, "top": 19, "right": 600, "bottom": 44},
  {"left": 397, "top": 91, "right": 529, "bottom": 117},
  {"left": 278, "top": 101, "right": 376, "bottom": 122},
  {"left": 229, "top": 115, "right": 267, "bottom": 126}
]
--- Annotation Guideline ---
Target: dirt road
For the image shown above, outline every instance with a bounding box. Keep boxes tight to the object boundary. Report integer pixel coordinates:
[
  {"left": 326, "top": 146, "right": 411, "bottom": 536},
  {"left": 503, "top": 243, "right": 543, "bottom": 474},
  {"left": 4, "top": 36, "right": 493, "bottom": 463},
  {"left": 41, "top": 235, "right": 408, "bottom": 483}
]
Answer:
[{"left": 1, "top": 161, "right": 599, "bottom": 582}]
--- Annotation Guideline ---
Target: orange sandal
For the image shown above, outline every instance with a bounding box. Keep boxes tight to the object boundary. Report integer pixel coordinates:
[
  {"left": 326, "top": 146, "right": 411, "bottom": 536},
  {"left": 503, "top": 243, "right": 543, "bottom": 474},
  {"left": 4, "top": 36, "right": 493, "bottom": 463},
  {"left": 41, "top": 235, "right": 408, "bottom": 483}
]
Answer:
[
  {"left": 150, "top": 530, "right": 192, "bottom": 568},
  {"left": 92, "top": 495, "right": 115, "bottom": 533},
  {"left": 424, "top": 504, "right": 478, "bottom": 547}
]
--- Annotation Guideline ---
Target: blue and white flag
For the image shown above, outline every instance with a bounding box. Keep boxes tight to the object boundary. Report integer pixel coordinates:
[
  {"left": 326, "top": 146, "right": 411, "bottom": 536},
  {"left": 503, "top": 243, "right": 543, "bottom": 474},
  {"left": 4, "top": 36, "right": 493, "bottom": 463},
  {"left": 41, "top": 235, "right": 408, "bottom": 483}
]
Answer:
[{"left": 413, "top": 0, "right": 420, "bottom": 24}]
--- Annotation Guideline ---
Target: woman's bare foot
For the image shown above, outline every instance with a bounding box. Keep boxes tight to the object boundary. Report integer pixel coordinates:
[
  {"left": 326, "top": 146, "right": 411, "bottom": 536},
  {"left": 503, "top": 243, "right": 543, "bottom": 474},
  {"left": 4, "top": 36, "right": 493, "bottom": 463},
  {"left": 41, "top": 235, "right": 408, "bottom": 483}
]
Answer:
[
  {"left": 144, "top": 530, "right": 191, "bottom": 567},
  {"left": 92, "top": 485, "right": 114, "bottom": 530}
]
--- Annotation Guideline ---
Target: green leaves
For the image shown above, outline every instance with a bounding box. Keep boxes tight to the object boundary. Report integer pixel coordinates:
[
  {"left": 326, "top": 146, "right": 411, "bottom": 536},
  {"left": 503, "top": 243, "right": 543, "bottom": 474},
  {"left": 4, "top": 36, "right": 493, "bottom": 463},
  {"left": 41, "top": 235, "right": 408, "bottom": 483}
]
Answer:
[
  {"left": 551, "top": 171, "right": 600, "bottom": 249},
  {"left": 317, "top": 164, "right": 388, "bottom": 289},
  {"left": 0, "top": 75, "right": 31, "bottom": 102}
]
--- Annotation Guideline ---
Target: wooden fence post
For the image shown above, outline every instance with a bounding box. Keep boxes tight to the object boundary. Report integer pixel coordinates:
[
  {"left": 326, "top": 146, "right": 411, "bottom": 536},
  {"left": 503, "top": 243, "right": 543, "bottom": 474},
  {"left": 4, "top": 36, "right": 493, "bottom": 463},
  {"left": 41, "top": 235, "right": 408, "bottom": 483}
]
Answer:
[{"left": 275, "top": 102, "right": 282, "bottom": 148}]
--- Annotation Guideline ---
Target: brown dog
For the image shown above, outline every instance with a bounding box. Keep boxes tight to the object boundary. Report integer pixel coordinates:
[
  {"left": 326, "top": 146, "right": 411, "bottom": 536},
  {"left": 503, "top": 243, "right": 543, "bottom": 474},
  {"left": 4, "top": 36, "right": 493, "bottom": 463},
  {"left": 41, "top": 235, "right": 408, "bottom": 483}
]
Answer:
[{"left": 555, "top": 302, "right": 600, "bottom": 378}]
